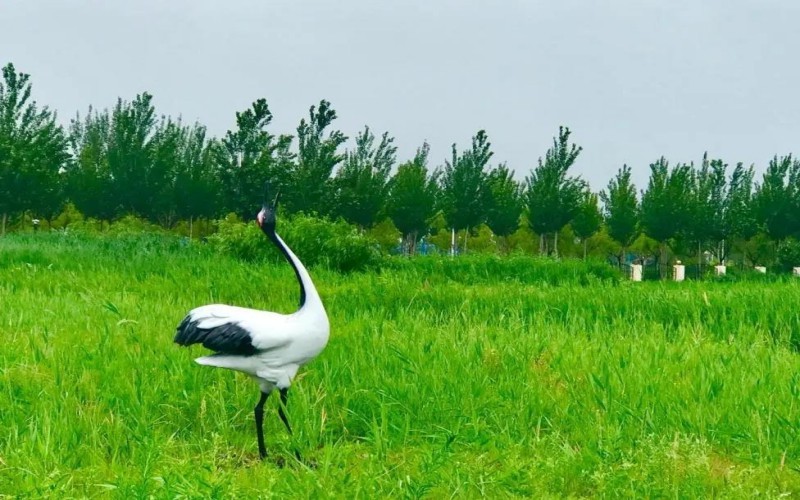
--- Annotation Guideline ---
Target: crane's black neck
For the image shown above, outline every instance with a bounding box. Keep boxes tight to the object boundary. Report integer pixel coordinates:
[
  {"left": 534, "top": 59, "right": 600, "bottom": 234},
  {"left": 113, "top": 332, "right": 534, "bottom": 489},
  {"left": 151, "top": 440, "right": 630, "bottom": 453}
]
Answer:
[{"left": 265, "top": 229, "right": 306, "bottom": 308}]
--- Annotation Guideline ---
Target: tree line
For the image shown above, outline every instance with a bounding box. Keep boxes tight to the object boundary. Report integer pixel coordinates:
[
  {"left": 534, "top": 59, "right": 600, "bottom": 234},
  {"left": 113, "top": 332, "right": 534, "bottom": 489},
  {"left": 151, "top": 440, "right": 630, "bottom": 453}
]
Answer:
[{"left": 2, "top": 62, "right": 799, "bottom": 270}]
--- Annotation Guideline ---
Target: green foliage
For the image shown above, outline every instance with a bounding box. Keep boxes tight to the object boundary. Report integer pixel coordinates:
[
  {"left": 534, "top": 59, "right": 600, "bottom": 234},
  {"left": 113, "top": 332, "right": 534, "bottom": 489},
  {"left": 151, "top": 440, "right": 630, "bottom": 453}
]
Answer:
[
  {"left": 776, "top": 238, "right": 800, "bottom": 272},
  {"left": 485, "top": 163, "right": 522, "bottom": 250},
  {"left": 331, "top": 126, "right": 396, "bottom": 228},
  {"left": 505, "top": 216, "right": 538, "bottom": 254},
  {"left": 725, "top": 162, "right": 757, "bottom": 242},
  {"left": 385, "top": 143, "right": 439, "bottom": 252},
  {"left": 754, "top": 154, "right": 800, "bottom": 242},
  {"left": 640, "top": 157, "right": 694, "bottom": 277},
  {"left": 105, "top": 214, "right": 168, "bottom": 236},
  {"left": 462, "top": 224, "right": 498, "bottom": 254},
  {"left": 287, "top": 100, "right": 347, "bottom": 215},
  {"left": 385, "top": 252, "right": 621, "bottom": 285},
  {"left": 215, "top": 99, "right": 293, "bottom": 219},
  {"left": 66, "top": 105, "right": 117, "bottom": 222},
  {"left": 600, "top": 165, "right": 639, "bottom": 252},
  {"left": 366, "top": 218, "right": 402, "bottom": 252},
  {"left": 689, "top": 154, "right": 727, "bottom": 250},
  {"left": 106, "top": 93, "right": 159, "bottom": 217},
  {"left": 425, "top": 211, "right": 451, "bottom": 251},
  {"left": 641, "top": 157, "right": 693, "bottom": 245},
  {"left": 737, "top": 232, "right": 774, "bottom": 267},
  {"left": 572, "top": 191, "right": 602, "bottom": 258},
  {"left": 284, "top": 214, "right": 381, "bottom": 271},
  {"left": 629, "top": 233, "right": 660, "bottom": 261},
  {"left": 50, "top": 202, "right": 84, "bottom": 230},
  {"left": 439, "top": 130, "right": 493, "bottom": 234},
  {"left": 168, "top": 123, "right": 217, "bottom": 228},
  {"left": 67, "top": 94, "right": 219, "bottom": 226},
  {"left": 209, "top": 213, "right": 381, "bottom": 272},
  {"left": 206, "top": 213, "right": 265, "bottom": 261},
  {"left": 0, "top": 62, "right": 69, "bottom": 233},
  {"left": 4, "top": 59, "right": 800, "bottom": 277},
  {"left": 585, "top": 226, "right": 621, "bottom": 260},
  {"left": 524, "top": 126, "right": 586, "bottom": 255}
]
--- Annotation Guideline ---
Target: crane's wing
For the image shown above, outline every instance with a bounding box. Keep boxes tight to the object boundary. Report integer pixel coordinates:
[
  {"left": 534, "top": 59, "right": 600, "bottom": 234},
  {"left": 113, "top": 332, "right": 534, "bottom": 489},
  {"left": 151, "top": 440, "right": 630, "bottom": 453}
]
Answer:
[{"left": 174, "top": 304, "right": 292, "bottom": 356}]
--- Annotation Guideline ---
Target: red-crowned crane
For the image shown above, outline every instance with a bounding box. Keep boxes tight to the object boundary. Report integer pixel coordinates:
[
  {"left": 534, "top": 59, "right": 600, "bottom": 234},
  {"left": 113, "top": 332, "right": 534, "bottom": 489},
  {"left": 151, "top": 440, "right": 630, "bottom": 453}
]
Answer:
[{"left": 174, "top": 186, "right": 330, "bottom": 460}]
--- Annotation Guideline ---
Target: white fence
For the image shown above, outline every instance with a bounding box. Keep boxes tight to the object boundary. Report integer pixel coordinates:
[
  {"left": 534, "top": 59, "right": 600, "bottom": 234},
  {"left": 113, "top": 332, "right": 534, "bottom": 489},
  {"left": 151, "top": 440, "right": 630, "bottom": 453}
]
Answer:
[{"left": 626, "top": 263, "right": 800, "bottom": 281}]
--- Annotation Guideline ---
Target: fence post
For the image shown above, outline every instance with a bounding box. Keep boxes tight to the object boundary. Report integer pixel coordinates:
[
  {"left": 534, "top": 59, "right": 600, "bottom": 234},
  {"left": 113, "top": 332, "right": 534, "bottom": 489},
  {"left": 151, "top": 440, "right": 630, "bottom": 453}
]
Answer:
[{"left": 673, "top": 261, "right": 685, "bottom": 282}]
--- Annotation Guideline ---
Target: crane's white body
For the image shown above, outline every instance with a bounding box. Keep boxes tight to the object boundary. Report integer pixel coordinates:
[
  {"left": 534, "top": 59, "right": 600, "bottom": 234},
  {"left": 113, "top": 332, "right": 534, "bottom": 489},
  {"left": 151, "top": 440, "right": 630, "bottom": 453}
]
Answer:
[
  {"left": 190, "top": 303, "right": 329, "bottom": 392},
  {"left": 177, "top": 232, "right": 329, "bottom": 393}
]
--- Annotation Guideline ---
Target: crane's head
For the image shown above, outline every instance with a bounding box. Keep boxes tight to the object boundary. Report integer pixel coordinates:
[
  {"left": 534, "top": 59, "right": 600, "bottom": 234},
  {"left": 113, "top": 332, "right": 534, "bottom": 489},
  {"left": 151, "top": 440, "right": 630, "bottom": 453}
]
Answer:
[{"left": 256, "top": 182, "right": 280, "bottom": 233}]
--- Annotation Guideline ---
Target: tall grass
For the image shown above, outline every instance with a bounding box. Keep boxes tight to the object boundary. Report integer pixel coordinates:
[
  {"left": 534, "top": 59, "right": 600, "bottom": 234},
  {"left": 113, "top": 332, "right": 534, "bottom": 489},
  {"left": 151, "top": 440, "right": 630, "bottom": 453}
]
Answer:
[{"left": 1, "top": 233, "right": 799, "bottom": 497}]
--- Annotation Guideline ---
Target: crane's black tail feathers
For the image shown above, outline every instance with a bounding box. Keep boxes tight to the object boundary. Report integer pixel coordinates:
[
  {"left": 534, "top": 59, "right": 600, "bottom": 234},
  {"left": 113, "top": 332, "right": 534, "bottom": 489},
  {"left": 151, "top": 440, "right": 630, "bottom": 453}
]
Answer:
[{"left": 174, "top": 315, "right": 258, "bottom": 356}]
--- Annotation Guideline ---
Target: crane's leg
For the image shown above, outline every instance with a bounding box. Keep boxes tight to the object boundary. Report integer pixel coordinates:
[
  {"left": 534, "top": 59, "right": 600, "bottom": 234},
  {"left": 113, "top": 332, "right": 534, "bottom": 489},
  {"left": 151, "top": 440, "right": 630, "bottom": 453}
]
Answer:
[
  {"left": 277, "top": 388, "right": 292, "bottom": 435},
  {"left": 277, "top": 388, "right": 302, "bottom": 461},
  {"left": 254, "top": 391, "right": 270, "bottom": 459}
]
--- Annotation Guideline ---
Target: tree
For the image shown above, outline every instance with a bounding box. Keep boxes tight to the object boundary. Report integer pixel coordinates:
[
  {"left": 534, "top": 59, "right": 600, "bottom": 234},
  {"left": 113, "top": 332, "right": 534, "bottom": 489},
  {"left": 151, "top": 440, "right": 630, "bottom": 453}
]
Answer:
[
  {"left": 385, "top": 143, "right": 439, "bottom": 254},
  {"left": 754, "top": 155, "right": 800, "bottom": 243},
  {"left": 600, "top": 165, "right": 639, "bottom": 265},
  {"left": 572, "top": 190, "right": 602, "bottom": 259},
  {"left": 107, "top": 92, "right": 158, "bottom": 217},
  {"left": 439, "top": 130, "right": 493, "bottom": 253},
  {"left": 0, "top": 62, "right": 68, "bottom": 234},
  {"left": 147, "top": 116, "right": 186, "bottom": 224},
  {"left": 23, "top": 120, "right": 69, "bottom": 227},
  {"left": 485, "top": 163, "right": 522, "bottom": 252},
  {"left": 214, "top": 98, "right": 294, "bottom": 219},
  {"left": 286, "top": 100, "right": 346, "bottom": 215},
  {"left": 640, "top": 157, "right": 693, "bottom": 277},
  {"left": 66, "top": 107, "right": 117, "bottom": 225},
  {"left": 331, "top": 126, "right": 397, "bottom": 229},
  {"left": 686, "top": 153, "right": 727, "bottom": 271},
  {"left": 524, "top": 126, "right": 585, "bottom": 256},
  {"left": 172, "top": 124, "right": 217, "bottom": 237},
  {"left": 725, "top": 162, "right": 756, "bottom": 245}
]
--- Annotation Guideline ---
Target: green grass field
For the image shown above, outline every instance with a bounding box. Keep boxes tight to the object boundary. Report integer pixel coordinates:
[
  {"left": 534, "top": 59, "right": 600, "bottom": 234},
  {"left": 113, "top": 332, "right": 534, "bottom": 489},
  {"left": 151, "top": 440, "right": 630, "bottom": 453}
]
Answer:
[{"left": 1, "top": 233, "right": 799, "bottom": 498}]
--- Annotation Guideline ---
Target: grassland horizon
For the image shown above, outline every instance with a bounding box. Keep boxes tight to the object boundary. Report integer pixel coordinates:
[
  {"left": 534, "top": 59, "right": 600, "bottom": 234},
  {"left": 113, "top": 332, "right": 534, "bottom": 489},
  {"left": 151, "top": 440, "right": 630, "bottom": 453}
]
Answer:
[{"left": 1, "top": 232, "right": 799, "bottom": 497}]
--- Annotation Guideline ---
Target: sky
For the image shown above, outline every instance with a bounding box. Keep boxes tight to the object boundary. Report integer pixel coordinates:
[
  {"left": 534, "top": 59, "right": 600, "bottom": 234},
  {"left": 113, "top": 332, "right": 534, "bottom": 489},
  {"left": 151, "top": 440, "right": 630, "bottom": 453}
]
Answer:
[{"left": 1, "top": 0, "right": 798, "bottom": 191}]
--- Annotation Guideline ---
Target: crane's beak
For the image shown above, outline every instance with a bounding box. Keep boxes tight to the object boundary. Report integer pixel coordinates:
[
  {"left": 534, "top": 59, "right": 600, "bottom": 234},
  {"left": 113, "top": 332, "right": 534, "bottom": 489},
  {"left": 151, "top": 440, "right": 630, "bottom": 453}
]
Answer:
[{"left": 272, "top": 190, "right": 281, "bottom": 209}]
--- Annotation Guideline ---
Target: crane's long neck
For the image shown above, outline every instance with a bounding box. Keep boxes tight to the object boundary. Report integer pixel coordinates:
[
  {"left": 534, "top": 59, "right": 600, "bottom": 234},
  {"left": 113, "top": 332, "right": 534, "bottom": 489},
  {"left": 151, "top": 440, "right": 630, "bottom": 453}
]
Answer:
[{"left": 266, "top": 231, "right": 323, "bottom": 313}]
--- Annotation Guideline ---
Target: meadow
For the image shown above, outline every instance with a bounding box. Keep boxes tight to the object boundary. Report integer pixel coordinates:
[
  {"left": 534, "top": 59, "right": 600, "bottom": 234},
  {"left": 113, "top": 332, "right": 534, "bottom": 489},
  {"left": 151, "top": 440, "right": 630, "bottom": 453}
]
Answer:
[{"left": 1, "top": 232, "right": 799, "bottom": 498}]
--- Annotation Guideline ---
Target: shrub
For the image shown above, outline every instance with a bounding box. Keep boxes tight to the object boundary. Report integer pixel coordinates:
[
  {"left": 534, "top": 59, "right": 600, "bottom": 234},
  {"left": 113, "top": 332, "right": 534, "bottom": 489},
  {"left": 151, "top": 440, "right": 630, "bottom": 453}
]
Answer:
[
  {"left": 385, "top": 253, "right": 622, "bottom": 286},
  {"left": 209, "top": 213, "right": 382, "bottom": 272},
  {"left": 105, "top": 215, "right": 166, "bottom": 236},
  {"left": 207, "top": 215, "right": 266, "bottom": 262},
  {"left": 777, "top": 238, "right": 800, "bottom": 273}
]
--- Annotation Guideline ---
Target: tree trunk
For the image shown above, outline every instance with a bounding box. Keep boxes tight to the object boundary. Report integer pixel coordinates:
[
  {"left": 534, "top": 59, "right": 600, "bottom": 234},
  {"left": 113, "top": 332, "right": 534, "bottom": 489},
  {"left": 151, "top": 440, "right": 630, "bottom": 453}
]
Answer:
[
  {"left": 464, "top": 229, "right": 469, "bottom": 254},
  {"left": 583, "top": 239, "right": 588, "bottom": 260},
  {"left": 659, "top": 242, "right": 666, "bottom": 279},
  {"left": 189, "top": 216, "right": 194, "bottom": 241},
  {"left": 697, "top": 242, "right": 702, "bottom": 279},
  {"left": 539, "top": 234, "right": 544, "bottom": 255},
  {"left": 1, "top": 212, "right": 6, "bottom": 236},
  {"left": 554, "top": 231, "right": 559, "bottom": 258}
]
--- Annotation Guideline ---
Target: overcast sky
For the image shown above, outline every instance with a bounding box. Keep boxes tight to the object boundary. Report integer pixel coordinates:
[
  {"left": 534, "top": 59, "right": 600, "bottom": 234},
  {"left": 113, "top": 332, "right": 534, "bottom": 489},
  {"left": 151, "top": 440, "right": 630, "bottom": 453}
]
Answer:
[{"left": 2, "top": 0, "right": 798, "bottom": 191}]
